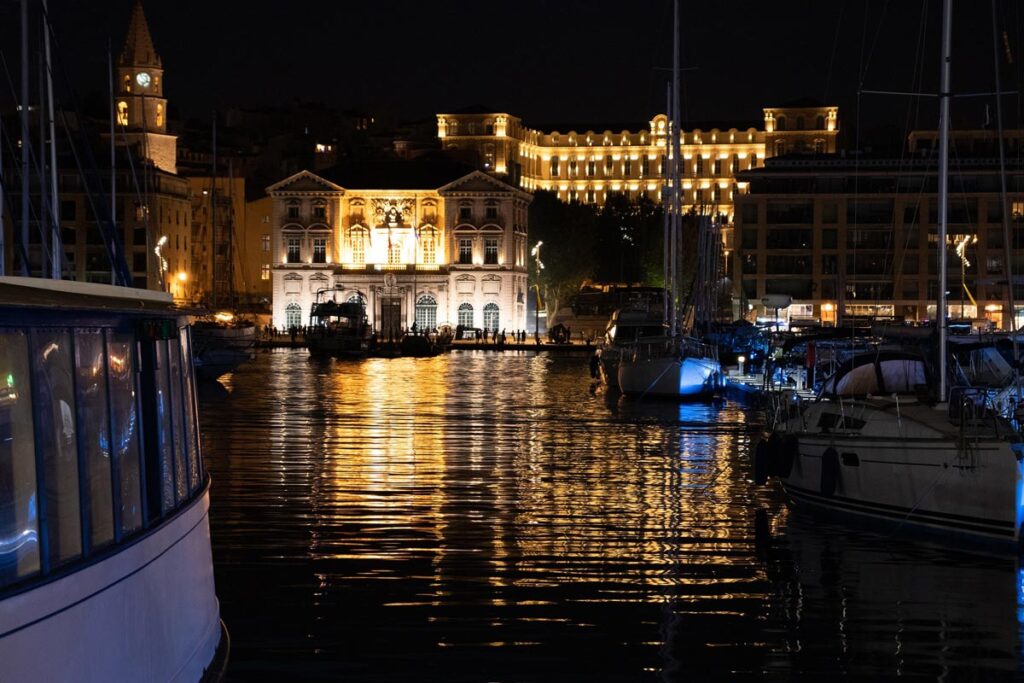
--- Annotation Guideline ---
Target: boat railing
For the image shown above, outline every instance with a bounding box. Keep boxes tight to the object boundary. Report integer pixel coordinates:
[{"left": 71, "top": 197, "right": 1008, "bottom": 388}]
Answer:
[{"left": 948, "top": 385, "right": 1018, "bottom": 441}]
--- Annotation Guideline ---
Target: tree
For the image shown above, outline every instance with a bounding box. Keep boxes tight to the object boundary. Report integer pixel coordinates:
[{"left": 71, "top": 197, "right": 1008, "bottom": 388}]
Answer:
[{"left": 528, "top": 191, "right": 598, "bottom": 317}]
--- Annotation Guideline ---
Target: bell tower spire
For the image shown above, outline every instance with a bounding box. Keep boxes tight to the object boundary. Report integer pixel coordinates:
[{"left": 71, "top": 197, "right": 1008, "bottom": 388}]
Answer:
[{"left": 114, "top": 0, "right": 175, "bottom": 172}]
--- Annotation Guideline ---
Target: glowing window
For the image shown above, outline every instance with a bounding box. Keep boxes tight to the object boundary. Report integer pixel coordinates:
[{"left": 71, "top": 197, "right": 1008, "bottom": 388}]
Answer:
[
  {"left": 156, "top": 103, "right": 164, "bottom": 128},
  {"left": 117, "top": 101, "right": 128, "bottom": 126}
]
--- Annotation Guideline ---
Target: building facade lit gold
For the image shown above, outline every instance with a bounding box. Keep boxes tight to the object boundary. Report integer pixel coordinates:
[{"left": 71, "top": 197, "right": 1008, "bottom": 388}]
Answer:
[{"left": 437, "top": 104, "right": 839, "bottom": 220}]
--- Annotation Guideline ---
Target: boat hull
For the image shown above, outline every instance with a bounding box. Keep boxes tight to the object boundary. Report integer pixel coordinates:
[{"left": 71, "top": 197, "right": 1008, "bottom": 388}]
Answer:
[
  {"left": 0, "top": 487, "right": 222, "bottom": 682},
  {"left": 617, "top": 355, "right": 721, "bottom": 399},
  {"left": 769, "top": 404, "right": 1024, "bottom": 545}
]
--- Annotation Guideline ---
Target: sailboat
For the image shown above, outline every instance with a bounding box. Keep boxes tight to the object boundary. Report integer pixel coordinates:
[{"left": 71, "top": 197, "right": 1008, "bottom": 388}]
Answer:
[
  {"left": 755, "top": 0, "right": 1024, "bottom": 547},
  {"left": 191, "top": 118, "right": 256, "bottom": 379},
  {"left": 616, "top": 0, "right": 722, "bottom": 400}
]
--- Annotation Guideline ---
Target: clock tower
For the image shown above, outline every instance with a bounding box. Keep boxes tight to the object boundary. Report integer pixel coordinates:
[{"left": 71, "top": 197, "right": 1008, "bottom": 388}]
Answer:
[{"left": 115, "top": 0, "right": 176, "bottom": 173}]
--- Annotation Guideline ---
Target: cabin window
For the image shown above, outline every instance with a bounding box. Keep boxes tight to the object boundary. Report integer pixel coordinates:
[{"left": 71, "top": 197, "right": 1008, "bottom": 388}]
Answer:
[
  {"left": 0, "top": 330, "right": 40, "bottom": 587},
  {"left": 73, "top": 329, "right": 115, "bottom": 550},
  {"left": 152, "top": 340, "right": 175, "bottom": 515},
  {"left": 32, "top": 329, "right": 82, "bottom": 567},
  {"left": 107, "top": 332, "right": 143, "bottom": 533},
  {"left": 167, "top": 340, "right": 188, "bottom": 505},
  {"left": 179, "top": 329, "right": 201, "bottom": 493}
]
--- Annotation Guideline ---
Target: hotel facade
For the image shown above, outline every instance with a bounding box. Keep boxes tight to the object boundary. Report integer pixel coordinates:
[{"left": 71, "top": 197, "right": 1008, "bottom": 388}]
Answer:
[
  {"left": 436, "top": 103, "right": 839, "bottom": 220},
  {"left": 268, "top": 161, "right": 531, "bottom": 334}
]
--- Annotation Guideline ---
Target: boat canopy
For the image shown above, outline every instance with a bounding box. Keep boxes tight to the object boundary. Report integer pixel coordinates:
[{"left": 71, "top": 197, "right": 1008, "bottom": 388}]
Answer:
[{"left": 820, "top": 351, "right": 929, "bottom": 397}]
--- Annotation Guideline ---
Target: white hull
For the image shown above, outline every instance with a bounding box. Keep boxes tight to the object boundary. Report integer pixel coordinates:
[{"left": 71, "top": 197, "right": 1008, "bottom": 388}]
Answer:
[
  {"left": 0, "top": 488, "right": 222, "bottom": 682},
  {"left": 618, "top": 355, "right": 721, "bottom": 399},
  {"left": 768, "top": 401, "right": 1024, "bottom": 544}
]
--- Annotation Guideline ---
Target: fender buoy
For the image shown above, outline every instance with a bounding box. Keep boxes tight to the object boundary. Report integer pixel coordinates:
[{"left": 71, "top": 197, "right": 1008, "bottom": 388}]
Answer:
[
  {"left": 753, "top": 440, "right": 770, "bottom": 485},
  {"left": 820, "top": 447, "right": 839, "bottom": 497}
]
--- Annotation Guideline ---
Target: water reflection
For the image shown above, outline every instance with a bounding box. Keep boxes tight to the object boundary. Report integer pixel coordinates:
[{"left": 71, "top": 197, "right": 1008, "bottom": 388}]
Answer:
[{"left": 200, "top": 351, "right": 1022, "bottom": 680}]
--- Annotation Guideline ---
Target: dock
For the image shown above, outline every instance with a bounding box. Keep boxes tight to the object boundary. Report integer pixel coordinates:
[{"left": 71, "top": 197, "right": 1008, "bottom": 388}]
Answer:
[
  {"left": 255, "top": 337, "right": 597, "bottom": 355},
  {"left": 722, "top": 369, "right": 817, "bottom": 407}
]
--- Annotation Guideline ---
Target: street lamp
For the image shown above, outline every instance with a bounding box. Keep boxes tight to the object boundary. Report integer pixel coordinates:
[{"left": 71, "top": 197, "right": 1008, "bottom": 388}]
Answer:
[{"left": 531, "top": 241, "right": 544, "bottom": 334}]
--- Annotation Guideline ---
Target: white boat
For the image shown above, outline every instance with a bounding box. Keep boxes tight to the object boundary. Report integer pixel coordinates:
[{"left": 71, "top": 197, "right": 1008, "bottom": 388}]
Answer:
[
  {"left": 756, "top": 350, "right": 1024, "bottom": 544},
  {"left": 596, "top": 307, "right": 666, "bottom": 389},
  {"left": 615, "top": 2, "right": 722, "bottom": 400},
  {"left": 0, "top": 277, "right": 226, "bottom": 680},
  {"left": 191, "top": 316, "right": 256, "bottom": 380},
  {"left": 617, "top": 337, "right": 721, "bottom": 399},
  {"left": 755, "top": 0, "right": 1024, "bottom": 547}
]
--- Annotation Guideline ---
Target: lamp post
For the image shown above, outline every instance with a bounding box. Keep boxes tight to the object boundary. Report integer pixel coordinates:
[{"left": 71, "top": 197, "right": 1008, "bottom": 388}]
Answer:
[{"left": 531, "top": 240, "right": 544, "bottom": 334}]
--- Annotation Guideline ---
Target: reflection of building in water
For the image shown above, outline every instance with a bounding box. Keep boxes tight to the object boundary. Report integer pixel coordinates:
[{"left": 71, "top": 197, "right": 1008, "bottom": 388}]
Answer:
[{"left": 268, "top": 158, "right": 532, "bottom": 334}]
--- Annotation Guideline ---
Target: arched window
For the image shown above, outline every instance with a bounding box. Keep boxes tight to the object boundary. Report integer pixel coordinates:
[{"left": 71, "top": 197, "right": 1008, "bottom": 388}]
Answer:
[
  {"left": 156, "top": 103, "right": 164, "bottom": 128},
  {"left": 776, "top": 116, "right": 786, "bottom": 131},
  {"left": 796, "top": 116, "right": 805, "bottom": 131},
  {"left": 117, "top": 101, "right": 128, "bottom": 126},
  {"left": 816, "top": 115, "right": 825, "bottom": 130},
  {"left": 285, "top": 303, "right": 303, "bottom": 329},
  {"left": 347, "top": 294, "right": 366, "bottom": 306},
  {"left": 775, "top": 140, "right": 786, "bottom": 156},
  {"left": 416, "top": 295, "right": 438, "bottom": 330},
  {"left": 483, "top": 303, "right": 500, "bottom": 331},
  {"left": 458, "top": 303, "right": 474, "bottom": 328}
]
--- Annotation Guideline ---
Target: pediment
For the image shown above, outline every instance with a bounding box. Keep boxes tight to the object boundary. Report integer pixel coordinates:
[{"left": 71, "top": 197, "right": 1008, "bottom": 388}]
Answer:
[
  {"left": 439, "top": 170, "right": 517, "bottom": 195},
  {"left": 267, "top": 170, "right": 344, "bottom": 195}
]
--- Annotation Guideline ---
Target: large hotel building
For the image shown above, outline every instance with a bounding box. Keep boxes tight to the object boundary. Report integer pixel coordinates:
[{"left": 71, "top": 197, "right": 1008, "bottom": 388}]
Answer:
[{"left": 436, "top": 103, "right": 839, "bottom": 215}]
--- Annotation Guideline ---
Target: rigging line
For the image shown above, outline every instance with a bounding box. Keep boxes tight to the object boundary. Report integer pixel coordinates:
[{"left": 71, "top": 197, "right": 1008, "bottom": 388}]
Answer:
[
  {"left": 821, "top": 0, "right": 847, "bottom": 104},
  {"left": 39, "top": 7, "right": 131, "bottom": 286},
  {"left": 0, "top": 49, "right": 55, "bottom": 275},
  {"left": 992, "top": 0, "right": 1019, "bottom": 349},
  {"left": 0, "top": 129, "right": 33, "bottom": 270}
]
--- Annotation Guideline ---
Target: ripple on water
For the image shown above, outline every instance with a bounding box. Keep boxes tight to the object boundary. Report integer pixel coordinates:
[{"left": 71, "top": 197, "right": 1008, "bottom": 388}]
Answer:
[{"left": 200, "top": 350, "right": 1023, "bottom": 681}]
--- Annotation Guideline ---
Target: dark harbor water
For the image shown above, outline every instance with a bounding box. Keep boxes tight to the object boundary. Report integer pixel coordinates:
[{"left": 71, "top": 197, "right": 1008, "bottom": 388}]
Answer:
[{"left": 199, "top": 351, "right": 1023, "bottom": 681}]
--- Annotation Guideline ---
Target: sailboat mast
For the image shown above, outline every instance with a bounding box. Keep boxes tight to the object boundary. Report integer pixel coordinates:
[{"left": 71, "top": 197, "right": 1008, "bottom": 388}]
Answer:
[
  {"left": 42, "top": 0, "right": 60, "bottom": 279},
  {"left": 210, "top": 112, "right": 217, "bottom": 307},
  {"left": 670, "top": 0, "right": 682, "bottom": 337},
  {"left": 663, "top": 84, "right": 671, "bottom": 327},
  {"left": 108, "top": 41, "right": 116, "bottom": 284},
  {"left": 20, "top": 0, "right": 30, "bottom": 275},
  {"left": 937, "top": 0, "right": 952, "bottom": 402}
]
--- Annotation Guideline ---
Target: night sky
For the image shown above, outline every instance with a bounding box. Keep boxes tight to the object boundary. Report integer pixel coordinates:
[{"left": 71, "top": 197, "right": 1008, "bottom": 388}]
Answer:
[{"left": 6, "top": 1, "right": 1024, "bottom": 137}]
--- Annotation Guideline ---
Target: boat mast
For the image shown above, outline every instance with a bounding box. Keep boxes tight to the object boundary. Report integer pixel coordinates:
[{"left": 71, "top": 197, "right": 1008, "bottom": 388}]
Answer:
[
  {"left": 991, "top": 0, "right": 1019, "bottom": 368},
  {"left": 210, "top": 111, "right": 217, "bottom": 308},
  {"left": 663, "top": 83, "right": 671, "bottom": 327},
  {"left": 108, "top": 40, "right": 116, "bottom": 284},
  {"left": 670, "top": 0, "right": 681, "bottom": 338},
  {"left": 20, "top": 0, "right": 30, "bottom": 275},
  {"left": 42, "top": 0, "right": 60, "bottom": 279},
  {"left": 937, "top": 0, "right": 952, "bottom": 402}
]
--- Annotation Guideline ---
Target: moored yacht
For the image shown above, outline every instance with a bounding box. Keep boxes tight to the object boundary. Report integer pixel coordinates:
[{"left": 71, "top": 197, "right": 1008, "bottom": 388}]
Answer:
[
  {"left": 596, "top": 306, "right": 665, "bottom": 389},
  {"left": 0, "top": 277, "right": 225, "bottom": 681}
]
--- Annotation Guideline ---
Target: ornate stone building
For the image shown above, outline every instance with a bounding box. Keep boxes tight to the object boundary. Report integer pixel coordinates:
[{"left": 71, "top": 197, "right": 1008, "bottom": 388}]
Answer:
[
  {"left": 436, "top": 103, "right": 839, "bottom": 222},
  {"left": 267, "top": 158, "right": 531, "bottom": 334}
]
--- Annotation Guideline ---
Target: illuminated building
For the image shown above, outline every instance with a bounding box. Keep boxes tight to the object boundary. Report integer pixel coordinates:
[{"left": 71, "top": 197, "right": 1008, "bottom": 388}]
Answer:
[
  {"left": 436, "top": 102, "right": 839, "bottom": 222},
  {"left": 268, "top": 157, "right": 532, "bottom": 333},
  {"left": 114, "top": 0, "right": 176, "bottom": 174},
  {"left": 732, "top": 130, "right": 1024, "bottom": 329}
]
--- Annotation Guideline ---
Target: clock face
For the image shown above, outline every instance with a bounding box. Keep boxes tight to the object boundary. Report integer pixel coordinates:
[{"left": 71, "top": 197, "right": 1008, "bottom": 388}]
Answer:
[{"left": 135, "top": 72, "right": 151, "bottom": 88}]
